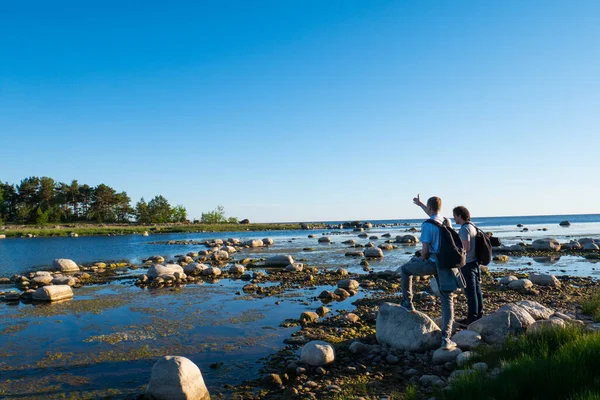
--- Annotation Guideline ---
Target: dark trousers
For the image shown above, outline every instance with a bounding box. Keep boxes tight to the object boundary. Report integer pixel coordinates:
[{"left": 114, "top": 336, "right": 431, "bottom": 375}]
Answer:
[{"left": 461, "top": 261, "right": 483, "bottom": 321}]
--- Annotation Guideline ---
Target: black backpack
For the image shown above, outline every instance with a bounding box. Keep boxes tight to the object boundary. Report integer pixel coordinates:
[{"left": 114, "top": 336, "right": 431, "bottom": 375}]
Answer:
[
  {"left": 424, "top": 219, "right": 466, "bottom": 269},
  {"left": 468, "top": 222, "right": 493, "bottom": 266}
]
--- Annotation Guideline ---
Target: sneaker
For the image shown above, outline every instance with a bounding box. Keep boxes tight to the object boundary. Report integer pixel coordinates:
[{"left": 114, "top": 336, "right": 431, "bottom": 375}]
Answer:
[
  {"left": 440, "top": 338, "right": 457, "bottom": 350},
  {"left": 400, "top": 300, "right": 415, "bottom": 312}
]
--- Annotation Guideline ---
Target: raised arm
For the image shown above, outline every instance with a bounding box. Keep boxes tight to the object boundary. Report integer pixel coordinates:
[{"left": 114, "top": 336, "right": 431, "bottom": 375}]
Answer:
[{"left": 413, "top": 194, "right": 432, "bottom": 217}]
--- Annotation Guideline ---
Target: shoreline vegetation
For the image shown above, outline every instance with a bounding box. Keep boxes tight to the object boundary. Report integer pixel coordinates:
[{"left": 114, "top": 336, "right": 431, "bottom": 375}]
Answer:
[{"left": 0, "top": 222, "right": 316, "bottom": 238}]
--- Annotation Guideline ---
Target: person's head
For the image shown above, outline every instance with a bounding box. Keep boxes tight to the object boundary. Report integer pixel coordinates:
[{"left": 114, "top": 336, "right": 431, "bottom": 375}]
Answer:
[
  {"left": 453, "top": 206, "right": 471, "bottom": 224},
  {"left": 426, "top": 196, "right": 442, "bottom": 214}
]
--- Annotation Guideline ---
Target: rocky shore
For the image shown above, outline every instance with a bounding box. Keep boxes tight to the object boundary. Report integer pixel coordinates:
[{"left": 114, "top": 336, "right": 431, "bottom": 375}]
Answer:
[{"left": 1, "top": 229, "right": 599, "bottom": 399}]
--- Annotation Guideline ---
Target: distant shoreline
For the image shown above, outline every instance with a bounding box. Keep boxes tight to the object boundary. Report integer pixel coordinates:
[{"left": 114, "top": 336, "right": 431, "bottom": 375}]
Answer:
[{"left": 0, "top": 223, "right": 314, "bottom": 238}]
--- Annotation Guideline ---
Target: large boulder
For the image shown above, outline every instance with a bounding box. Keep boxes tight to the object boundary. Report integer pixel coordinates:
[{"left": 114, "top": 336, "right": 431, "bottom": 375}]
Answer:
[
  {"left": 262, "top": 238, "right": 274, "bottom": 246},
  {"left": 376, "top": 302, "right": 441, "bottom": 351},
  {"left": 467, "top": 310, "right": 523, "bottom": 344},
  {"left": 498, "top": 304, "right": 536, "bottom": 329},
  {"left": 265, "top": 255, "right": 294, "bottom": 267},
  {"left": 145, "top": 356, "right": 210, "bottom": 400},
  {"left": 52, "top": 259, "right": 80, "bottom": 273},
  {"left": 364, "top": 248, "right": 384, "bottom": 258},
  {"left": 452, "top": 330, "right": 482, "bottom": 350},
  {"left": 32, "top": 285, "right": 73, "bottom": 302},
  {"left": 147, "top": 264, "right": 184, "bottom": 279},
  {"left": 529, "top": 273, "right": 561, "bottom": 287},
  {"left": 318, "top": 236, "right": 331, "bottom": 243},
  {"left": 532, "top": 238, "right": 561, "bottom": 251},
  {"left": 516, "top": 300, "right": 554, "bottom": 320},
  {"left": 300, "top": 341, "right": 335, "bottom": 366}
]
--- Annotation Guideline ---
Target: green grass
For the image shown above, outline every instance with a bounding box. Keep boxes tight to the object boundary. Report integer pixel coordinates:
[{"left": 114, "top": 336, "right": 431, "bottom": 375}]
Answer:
[
  {"left": 1, "top": 222, "right": 307, "bottom": 237},
  {"left": 582, "top": 293, "right": 600, "bottom": 322},
  {"left": 443, "top": 326, "right": 600, "bottom": 400}
]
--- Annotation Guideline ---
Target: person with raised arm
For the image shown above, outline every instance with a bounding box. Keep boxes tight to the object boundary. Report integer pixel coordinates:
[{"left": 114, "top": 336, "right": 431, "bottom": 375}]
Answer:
[{"left": 397, "top": 195, "right": 464, "bottom": 350}]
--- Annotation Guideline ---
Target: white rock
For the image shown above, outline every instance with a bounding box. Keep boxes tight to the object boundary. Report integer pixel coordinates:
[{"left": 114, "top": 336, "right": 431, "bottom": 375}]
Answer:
[
  {"left": 467, "top": 311, "right": 523, "bottom": 344},
  {"left": 33, "top": 275, "right": 54, "bottom": 285},
  {"left": 516, "top": 300, "right": 554, "bottom": 320},
  {"left": 285, "top": 263, "right": 304, "bottom": 272},
  {"left": 300, "top": 340, "right": 335, "bottom": 366},
  {"left": 245, "top": 239, "right": 264, "bottom": 248},
  {"left": 265, "top": 255, "right": 294, "bottom": 267},
  {"left": 52, "top": 259, "right": 80, "bottom": 273},
  {"left": 376, "top": 302, "right": 441, "bottom": 351},
  {"left": 220, "top": 246, "right": 236, "bottom": 254},
  {"left": 145, "top": 356, "right": 210, "bottom": 400},
  {"left": 452, "top": 330, "right": 482, "bottom": 350},
  {"left": 212, "top": 250, "right": 229, "bottom": 261},
  {"left": 432, "top": 347, "right": 462, "bottom": 364},
  {"left": 147, "top": 264, "right": 184, "bottom": 279},
  {"left": 498, "top": 304, "right": 536, "bottom": 328},
  {"left": 229, "top": 264, "right": 245, "bottom": 274},
  {"left": 32, "top": 285, "right": 73, "bottom": 302},
  {"left": 529, "top": 273, "right": 561, "bottom": 287}
]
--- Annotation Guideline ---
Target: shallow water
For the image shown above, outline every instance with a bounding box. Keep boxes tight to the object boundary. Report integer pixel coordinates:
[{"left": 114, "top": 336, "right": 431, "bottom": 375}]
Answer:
[{"left": 0, "top": 275, "right": 367, "bottom": 398}]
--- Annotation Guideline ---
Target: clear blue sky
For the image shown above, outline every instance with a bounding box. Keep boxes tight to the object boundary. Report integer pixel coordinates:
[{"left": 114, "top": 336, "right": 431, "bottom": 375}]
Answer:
[{"left": 1, "top": 1, "right": 599, "bottom": 222}]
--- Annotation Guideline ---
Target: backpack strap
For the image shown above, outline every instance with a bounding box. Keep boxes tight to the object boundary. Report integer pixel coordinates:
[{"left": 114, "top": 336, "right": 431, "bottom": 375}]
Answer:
[{"left": 424, "top": 219, "right": 442, "bottom": 228}]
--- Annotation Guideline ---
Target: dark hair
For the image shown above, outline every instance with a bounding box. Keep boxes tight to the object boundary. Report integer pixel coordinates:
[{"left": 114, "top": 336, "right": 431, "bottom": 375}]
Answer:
[
  {"left": 427, "top": 197, "right": 442, "bottom": 213},
  {"left": 453, "top": 206, "right": 471, "bottom": 221}
]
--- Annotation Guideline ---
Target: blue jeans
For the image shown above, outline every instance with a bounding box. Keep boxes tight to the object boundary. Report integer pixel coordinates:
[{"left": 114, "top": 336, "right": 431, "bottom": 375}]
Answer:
[{"left": 461, "top": 261, "right": 483, "bottom": 321}]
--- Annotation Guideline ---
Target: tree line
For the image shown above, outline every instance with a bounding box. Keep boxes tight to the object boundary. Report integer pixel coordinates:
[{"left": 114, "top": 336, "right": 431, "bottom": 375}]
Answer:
[{"left": 0, "top": 177, "right": 188, "bottom": 225}]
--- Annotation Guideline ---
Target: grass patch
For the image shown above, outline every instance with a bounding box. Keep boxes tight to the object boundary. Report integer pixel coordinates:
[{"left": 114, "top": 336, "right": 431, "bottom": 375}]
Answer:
[
  {"left": 582, "top": 293, "right": 600, "bottom": 322},
  {"left": 443, "top": 326, "right": 600, "bottom": 400}
]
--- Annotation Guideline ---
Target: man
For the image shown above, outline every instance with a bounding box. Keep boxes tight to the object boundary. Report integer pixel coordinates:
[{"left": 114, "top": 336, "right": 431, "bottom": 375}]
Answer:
[
  {"left": 397, "top": 194, "right": 464, "bottom": 350},
  {"left": 453, "top": 206, "right": 484, "bottom": 325}
]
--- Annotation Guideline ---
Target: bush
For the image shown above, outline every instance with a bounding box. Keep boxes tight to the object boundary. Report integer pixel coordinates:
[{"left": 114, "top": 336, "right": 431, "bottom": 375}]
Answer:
[{"left": 582, "top": 293, "right": 600, "bottom": 322}]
